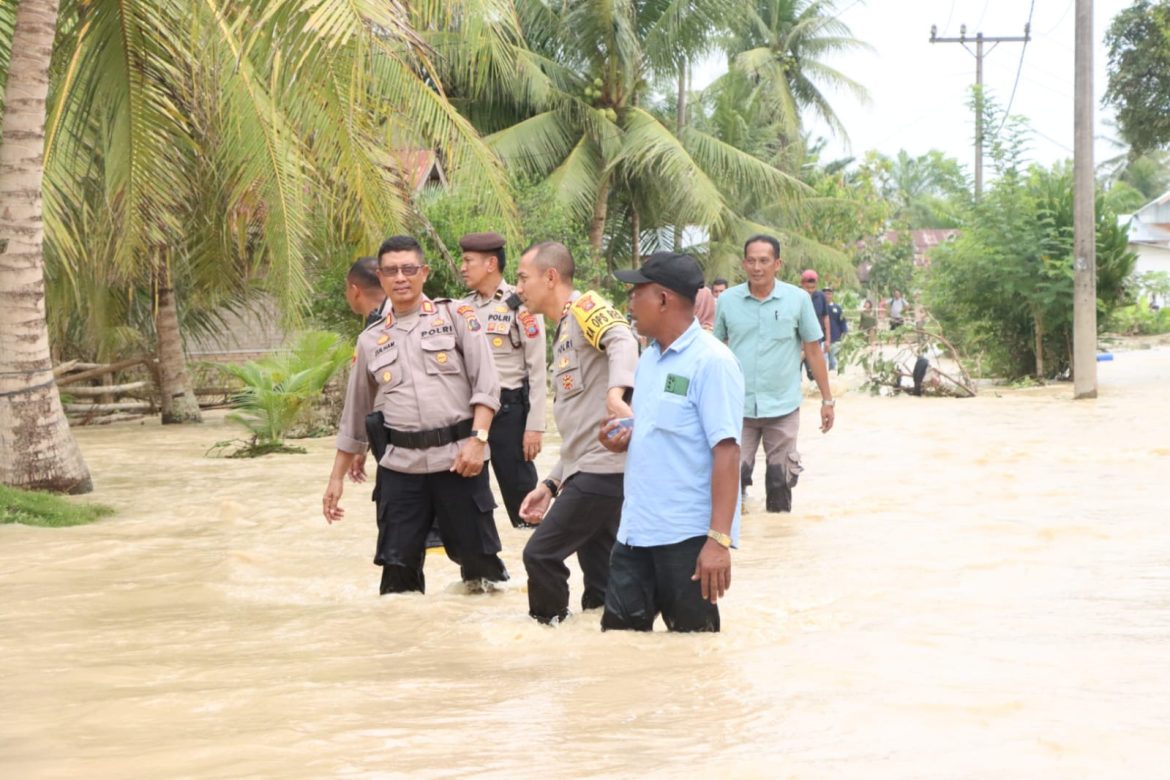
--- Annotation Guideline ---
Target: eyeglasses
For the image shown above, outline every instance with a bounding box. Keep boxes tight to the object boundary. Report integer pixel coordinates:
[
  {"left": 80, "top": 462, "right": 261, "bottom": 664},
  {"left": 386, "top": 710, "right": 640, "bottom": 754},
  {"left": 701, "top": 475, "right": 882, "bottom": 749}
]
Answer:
[{"left": 377, "top": 264, "right": 422, "bottom": 278}]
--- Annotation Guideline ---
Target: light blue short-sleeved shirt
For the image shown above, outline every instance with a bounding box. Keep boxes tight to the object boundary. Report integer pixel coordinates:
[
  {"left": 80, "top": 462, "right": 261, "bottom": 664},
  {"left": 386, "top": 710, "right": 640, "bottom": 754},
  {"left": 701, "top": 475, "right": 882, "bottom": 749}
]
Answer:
[
  {"left": 713, "top": 280, "right": 823, "bottom": 418},
  {"left": 618, "top": 319, "right": 746, "bottom": 548}
]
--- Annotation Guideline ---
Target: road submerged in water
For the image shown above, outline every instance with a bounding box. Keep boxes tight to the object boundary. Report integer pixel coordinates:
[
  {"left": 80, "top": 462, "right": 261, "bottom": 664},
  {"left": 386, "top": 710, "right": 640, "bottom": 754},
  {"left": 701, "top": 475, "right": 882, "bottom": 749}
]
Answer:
[{"left": 2, "top": 346, "right": 1168, "bottom": 778}]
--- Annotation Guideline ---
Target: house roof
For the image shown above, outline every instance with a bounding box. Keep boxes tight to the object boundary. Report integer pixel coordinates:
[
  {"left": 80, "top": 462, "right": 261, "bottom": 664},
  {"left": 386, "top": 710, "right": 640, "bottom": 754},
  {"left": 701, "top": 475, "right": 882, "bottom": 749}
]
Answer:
[
  {"left": 881, "top": 228, "right": 960, "bottom": 266},
  {"left": 1123, "top": 190, "right": 1170, "bottom": 247},
  {"left": 392, "top": 149, "right": 447, "bottom": 192}
]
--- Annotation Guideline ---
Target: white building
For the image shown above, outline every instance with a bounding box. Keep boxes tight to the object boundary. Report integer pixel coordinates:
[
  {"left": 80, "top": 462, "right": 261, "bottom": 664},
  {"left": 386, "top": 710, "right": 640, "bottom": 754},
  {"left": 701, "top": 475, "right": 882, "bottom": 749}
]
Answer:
[{"left": 1121, "top": 192, "right": 1170, "bottom": 281}]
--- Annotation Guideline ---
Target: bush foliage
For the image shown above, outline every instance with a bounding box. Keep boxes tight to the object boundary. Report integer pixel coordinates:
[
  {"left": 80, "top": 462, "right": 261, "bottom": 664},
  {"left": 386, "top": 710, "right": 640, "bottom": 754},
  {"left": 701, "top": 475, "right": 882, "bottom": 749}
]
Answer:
[{"left": 213, "top": 331, "right": 352, "bottom": 456}]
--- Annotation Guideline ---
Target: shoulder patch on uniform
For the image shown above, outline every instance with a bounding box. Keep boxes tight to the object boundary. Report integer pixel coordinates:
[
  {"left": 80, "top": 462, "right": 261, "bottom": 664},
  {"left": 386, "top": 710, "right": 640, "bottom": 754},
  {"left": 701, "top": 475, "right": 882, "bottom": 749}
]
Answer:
[
  {"left": 454, "top": 303, "right": 482, "bottom": 332},
  {"left": 420, "top": 300, "right": 436, "bottom": 315},
  {"left": 571, "top": 291, "right": 626, "bottom": 349},
  {"left": 518, "top": 309, "right": 540, "bottom": 339}
]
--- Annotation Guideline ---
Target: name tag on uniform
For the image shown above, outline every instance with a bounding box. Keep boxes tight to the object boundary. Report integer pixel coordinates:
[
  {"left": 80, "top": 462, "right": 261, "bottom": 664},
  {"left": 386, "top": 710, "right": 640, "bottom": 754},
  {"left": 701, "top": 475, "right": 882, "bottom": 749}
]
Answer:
[{"left": 664, "top": 374, "right": 690, "bottom": 396}]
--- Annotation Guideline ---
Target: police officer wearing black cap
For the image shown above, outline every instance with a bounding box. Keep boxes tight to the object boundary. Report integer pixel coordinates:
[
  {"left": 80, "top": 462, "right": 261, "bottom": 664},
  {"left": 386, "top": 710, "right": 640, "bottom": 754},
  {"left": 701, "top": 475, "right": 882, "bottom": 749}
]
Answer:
[{"left": 458, "top": 232, "right": 548, "bottom": 529}]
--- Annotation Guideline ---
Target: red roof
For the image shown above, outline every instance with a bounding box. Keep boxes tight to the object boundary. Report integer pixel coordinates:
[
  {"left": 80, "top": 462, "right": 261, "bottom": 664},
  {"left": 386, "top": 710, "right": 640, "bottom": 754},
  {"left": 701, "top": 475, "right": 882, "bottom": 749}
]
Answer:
[{"left": 882, "top": 229, "right": 960, "bottom": 266}]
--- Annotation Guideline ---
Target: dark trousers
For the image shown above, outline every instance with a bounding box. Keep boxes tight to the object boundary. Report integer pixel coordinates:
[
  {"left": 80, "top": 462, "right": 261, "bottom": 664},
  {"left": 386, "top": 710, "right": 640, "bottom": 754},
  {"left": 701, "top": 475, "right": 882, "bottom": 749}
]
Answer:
[
  {"left": 488, "top": 391, "right": 538, "bottom": 528},
  {"left": 522, "top": 472, "right": 622, "bottom": 623},
  {"left": 601, "top": 535, "right": 720, "bottom": 633},
  {"left": 375, "top": 467, "right": 508, "bottom": 594}
]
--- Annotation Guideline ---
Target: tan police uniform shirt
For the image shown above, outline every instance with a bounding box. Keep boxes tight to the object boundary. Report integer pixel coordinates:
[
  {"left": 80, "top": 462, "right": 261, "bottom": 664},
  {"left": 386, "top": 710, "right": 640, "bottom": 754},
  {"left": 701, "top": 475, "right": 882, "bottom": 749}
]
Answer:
[
  {"left": 548, "top": 290, "right": 639, "bottom": 484},
  {"left": 336, "top": 296, "right": 501, "bottom": 474},
  {"left": 460, "top": 280, "right": 547, "bottom": 432}
]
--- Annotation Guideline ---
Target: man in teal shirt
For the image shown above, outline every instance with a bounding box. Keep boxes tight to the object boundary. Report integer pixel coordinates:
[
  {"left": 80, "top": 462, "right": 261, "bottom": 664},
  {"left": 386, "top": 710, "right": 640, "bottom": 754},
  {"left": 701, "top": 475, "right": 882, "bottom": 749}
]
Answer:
[{"left": 713, "top": 235, "right": 836, "bottom": 512}]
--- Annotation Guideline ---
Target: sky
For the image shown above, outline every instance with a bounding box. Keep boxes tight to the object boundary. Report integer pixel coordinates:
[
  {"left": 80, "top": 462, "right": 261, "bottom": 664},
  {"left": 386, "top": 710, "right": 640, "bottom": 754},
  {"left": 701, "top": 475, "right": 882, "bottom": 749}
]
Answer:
[{"left": 694, "top": 0, "right": 1136, "bottom": 174}]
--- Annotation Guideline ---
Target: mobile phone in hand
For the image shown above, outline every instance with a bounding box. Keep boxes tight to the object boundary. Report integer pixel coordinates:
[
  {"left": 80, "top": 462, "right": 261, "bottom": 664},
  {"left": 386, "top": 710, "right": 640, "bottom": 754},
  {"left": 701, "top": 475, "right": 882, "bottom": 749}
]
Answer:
[{"left": 606, "top": 417, "right": 634, "bottom": 439}]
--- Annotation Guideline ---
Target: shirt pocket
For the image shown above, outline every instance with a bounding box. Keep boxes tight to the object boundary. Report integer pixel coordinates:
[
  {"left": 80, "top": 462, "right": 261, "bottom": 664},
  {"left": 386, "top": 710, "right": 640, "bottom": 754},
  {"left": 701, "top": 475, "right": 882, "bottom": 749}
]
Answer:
[
  {"left": 369, "top": 348, "right": 404, "bottom": 390},
  {"left": 769, "top": 311, "right": 801, "bottom": 342},
  {"left": 552, "top": 351, "right": 584, "bottom": 399},
  {"left": 421, "top": 335, "right": 460, "bottom": 375},
  {"left": 654, "top": 395, "right": 700, "bottom": 435}
]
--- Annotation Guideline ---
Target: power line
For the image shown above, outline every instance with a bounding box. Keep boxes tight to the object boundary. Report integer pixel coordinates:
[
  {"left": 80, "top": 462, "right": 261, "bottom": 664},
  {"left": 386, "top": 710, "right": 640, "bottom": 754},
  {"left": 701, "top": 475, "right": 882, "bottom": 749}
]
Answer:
[
  {"left": 930, "top": 23, "right": 1031, "bottom": 199},
  {"left": 975, "top": 0, "right": 993, "bottom": 30},
  {"left": 1037, "top": 0, "right": 1075, "bottom": 37},
  {"left": 995, "top": 0, "right": 1036, "bottom": 136}
]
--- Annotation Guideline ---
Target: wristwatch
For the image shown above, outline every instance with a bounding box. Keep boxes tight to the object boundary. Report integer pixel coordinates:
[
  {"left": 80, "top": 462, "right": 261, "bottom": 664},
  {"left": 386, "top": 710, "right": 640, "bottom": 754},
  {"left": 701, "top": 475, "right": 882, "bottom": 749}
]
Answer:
[
  {"left": 707, "top": 529, "right": 732, "bottom": 548},
  {"left": 821, "top": 398, "right": 836, "bottom": 407},
  {"left": 471, "top": 428, "right": 489, "bottom": 443},
  {"left": 542, "top": 478, "right": 560, "bottom": 498}
]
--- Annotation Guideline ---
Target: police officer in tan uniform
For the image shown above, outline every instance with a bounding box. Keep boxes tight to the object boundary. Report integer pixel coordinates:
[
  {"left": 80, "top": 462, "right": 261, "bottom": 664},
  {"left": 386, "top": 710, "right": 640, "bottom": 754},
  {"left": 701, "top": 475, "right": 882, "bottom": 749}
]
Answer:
[
  {"left": 458, "top": 232, "right": 547, "bottom": 529},
  {"left": 515, "top": 241, "right": 638, "bottom": 624},
  {"left": 323, "top": 235, "right": 509, "bottom": 594}
]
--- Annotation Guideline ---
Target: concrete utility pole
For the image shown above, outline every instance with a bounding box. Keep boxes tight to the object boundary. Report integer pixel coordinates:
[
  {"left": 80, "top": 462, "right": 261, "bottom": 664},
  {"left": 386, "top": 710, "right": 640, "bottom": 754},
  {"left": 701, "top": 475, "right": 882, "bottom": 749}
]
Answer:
[
  {"left": 930, "top": 24, "right": 1031, "bottom": 199},
  {"left": 1072, "top": 0, "right": 1098, "bottom": 398}
]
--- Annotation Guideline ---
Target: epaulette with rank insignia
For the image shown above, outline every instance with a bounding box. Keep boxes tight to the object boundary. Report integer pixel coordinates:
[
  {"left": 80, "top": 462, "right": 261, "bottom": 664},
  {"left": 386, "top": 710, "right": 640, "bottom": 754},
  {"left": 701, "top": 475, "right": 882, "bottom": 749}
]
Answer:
[{"left": 571, "top": 291, "right": 627, "bottom": 349}]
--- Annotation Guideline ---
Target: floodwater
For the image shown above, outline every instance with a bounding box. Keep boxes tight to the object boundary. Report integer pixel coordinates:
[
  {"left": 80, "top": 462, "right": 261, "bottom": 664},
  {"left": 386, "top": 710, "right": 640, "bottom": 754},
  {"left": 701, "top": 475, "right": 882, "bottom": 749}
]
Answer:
[{"left": 2, "top": 347, "right": 1169, "bottom": 778}]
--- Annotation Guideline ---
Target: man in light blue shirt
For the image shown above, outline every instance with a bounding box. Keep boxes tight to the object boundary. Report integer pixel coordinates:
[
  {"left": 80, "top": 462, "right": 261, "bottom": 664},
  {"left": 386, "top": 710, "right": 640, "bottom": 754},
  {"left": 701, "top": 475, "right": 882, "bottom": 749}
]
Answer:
[
  {"left": 600, "top": 252, "right": 744, "bottom": 633},
  {"left": 713, "top": 235, "right": 835, "bottom": 513}
]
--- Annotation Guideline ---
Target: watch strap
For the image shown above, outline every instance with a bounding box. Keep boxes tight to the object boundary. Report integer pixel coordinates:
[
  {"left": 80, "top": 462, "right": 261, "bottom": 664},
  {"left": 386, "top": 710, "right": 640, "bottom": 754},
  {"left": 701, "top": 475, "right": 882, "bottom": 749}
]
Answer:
[{"left": 707, "top": 529, "right": 732, "bottom": 548}]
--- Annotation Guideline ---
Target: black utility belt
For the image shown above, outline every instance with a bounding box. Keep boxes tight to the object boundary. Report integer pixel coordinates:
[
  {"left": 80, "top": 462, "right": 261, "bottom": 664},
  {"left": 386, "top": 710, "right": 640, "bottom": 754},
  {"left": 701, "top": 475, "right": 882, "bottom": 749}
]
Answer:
[
  {"left": 387, "top": 418, "right": 473, "bottom": 450},
  {"left": 500, "top": 386, "right": 527, "bottom": 404}
]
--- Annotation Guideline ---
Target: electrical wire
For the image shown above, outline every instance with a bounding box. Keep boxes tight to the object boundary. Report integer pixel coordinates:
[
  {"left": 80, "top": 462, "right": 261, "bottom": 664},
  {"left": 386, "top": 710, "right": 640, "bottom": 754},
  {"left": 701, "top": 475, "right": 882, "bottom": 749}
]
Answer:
[{"left": 994, "top": 0, "right": 1036, "bottom": 136}]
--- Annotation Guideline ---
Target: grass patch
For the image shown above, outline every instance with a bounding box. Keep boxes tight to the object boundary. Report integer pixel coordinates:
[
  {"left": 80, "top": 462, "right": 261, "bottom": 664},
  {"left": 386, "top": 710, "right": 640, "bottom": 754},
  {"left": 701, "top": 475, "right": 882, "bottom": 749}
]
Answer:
[{"left": 0, "top": 485, "right": 114, "bottom": 528}]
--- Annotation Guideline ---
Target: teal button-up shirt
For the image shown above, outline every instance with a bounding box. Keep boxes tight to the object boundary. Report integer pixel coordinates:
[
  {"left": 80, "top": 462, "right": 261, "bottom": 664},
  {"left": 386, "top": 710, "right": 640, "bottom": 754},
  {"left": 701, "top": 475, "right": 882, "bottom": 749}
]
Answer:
[{"left": 713, "top": 280, "right": 823, "bottom": 419}]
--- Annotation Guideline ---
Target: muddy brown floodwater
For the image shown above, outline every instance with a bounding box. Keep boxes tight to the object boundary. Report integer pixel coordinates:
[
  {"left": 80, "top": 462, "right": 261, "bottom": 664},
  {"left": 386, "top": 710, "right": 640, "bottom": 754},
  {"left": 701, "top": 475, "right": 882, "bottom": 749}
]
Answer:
[{"left": 3, "top": 347, "right": 1169, "bottom": 778}]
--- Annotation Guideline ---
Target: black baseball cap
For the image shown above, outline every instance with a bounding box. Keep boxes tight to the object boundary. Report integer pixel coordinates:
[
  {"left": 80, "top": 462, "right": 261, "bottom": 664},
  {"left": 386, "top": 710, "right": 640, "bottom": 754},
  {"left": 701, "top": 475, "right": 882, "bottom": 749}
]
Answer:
[{"left": 613, "top": 251, "right": 704, "bottom": 301}]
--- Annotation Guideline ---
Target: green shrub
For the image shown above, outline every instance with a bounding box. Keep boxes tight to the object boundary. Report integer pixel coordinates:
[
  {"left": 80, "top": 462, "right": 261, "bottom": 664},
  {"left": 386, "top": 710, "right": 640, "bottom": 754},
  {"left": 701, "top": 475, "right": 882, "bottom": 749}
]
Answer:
[
  {"left": 212, "top": 331, "right": 352, "bottom": 456},
  {"left": 1106, "top": 301, "right": 1170, "bottom": 335}
]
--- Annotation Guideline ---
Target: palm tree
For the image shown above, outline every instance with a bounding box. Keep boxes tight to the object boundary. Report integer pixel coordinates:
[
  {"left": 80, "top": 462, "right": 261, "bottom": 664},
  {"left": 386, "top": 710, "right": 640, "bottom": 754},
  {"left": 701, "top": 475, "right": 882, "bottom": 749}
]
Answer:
[
  {"left": 0, "top": 0, "right": 92, "bottom": 492},
  {"left": 39, "top": 0, "right": 518, "bottom": 423},
  {"left": 718, "top": 0, "right": 871, "bottom": 143},
  {"left": 440, "top": 0, "right": 803, "bottom": 264}
]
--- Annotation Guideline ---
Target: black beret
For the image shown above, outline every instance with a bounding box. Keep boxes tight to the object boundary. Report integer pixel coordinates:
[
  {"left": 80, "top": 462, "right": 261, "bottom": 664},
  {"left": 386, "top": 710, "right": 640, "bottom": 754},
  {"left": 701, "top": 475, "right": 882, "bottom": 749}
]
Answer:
[{"left": 459, "top": 232, "right": 505, "bottom": 252}]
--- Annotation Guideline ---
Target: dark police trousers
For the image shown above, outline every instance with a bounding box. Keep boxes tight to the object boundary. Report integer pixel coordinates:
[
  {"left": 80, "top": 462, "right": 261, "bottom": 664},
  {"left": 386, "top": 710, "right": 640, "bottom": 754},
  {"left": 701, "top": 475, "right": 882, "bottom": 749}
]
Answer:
[
  {"left": 488, "top": 386, "right": 539, "bottom": 528},
  {"left": 522, "top": 472, "right": 621, "bottom": 623},
  {"left": 375, "top": 466, "right": 508, "bottom": 594}
]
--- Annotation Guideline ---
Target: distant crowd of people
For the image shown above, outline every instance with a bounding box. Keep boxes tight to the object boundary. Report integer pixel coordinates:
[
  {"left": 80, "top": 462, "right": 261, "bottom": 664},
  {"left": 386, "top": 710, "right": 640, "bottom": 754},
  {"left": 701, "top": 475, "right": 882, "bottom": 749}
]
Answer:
[{"left": 322, "top": 232, "right": 838, "bottom": 633}]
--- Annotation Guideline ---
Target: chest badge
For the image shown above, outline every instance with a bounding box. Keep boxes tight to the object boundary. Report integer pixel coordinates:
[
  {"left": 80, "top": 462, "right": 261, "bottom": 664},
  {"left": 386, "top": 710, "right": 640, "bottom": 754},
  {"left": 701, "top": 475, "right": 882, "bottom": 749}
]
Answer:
[
  {"left": 561, "top": 375, "right": 574, "bottom": 391},
  {"left": 492, "top": 337, "right": 504, "bottom": 347},
  {"left": 558, "top": 356, "right": 570, "bottom": 368},
  {"left": 376, "top": 334, "right": 389, "bottom": 345},
  {"left": 436, "top": 352, "right": 448, "bottom": 364},
  {"left": 382, "top": 370, "right": 392, "bottom": 383},
  {"left": 431, "top": 317, "right": 444, "bottom": 327},
  {"left": 495, "top": 305, "right": 508, "bottom": 313}
]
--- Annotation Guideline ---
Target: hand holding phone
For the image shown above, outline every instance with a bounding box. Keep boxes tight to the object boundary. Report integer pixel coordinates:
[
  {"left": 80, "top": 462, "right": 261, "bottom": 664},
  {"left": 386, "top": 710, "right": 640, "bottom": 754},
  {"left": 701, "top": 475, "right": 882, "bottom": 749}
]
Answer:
[{"left": 605, "top": 417, "right": 634, "bottom": 439}]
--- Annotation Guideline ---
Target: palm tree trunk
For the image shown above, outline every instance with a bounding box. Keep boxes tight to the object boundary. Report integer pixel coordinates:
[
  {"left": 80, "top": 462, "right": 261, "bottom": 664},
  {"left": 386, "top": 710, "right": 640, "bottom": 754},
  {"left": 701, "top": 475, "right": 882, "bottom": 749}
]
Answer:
[
  {"left": 588, "top": 178, "right": 610, "bottom": 260},
  {"left": 155, "top": 275, "right": 202, "bottom": 424},
  {"left": 1033, "top": 311, "right": 1045, "bottom": 377},
  {"left": 631, "top": 204, "right": 641, "bottom": 267},
  {"left": 673, "top": 60, "right": 687, "bottom": 251},
  {"left": 0, "top": 0, "right": 93, "bottom": 493}
]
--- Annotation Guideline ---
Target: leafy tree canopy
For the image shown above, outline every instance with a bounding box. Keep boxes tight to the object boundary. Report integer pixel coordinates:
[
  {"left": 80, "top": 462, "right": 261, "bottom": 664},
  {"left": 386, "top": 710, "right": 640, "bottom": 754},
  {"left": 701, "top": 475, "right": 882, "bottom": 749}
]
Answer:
[{"left": 1103, "top": 0, "right": 1170, "bottom": 155}]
